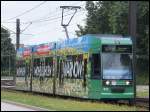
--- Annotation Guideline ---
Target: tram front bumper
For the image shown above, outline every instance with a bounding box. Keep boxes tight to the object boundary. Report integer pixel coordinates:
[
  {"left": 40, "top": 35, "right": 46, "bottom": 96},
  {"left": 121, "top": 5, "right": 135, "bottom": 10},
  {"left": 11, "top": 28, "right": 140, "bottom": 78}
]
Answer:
[
  {"left": 100, "top": 86, "right": 135, "bottom": 99},
  {"left": 100, "top": 92, "right": 134, "bottom": 99}
]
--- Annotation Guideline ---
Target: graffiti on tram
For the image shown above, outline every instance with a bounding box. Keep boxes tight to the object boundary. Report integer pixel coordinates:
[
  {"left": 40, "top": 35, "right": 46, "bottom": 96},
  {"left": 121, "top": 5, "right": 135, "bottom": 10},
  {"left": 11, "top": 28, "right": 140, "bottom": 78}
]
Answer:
[{"left": 17, "top": 54, "right": 87, "bottom": 79}]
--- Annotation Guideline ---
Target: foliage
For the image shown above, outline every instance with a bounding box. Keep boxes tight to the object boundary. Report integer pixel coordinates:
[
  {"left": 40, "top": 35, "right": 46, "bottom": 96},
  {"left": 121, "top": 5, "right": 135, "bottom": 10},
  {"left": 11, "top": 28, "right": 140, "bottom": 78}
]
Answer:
[
  {"left": 1, "top": 27, "right": 16, "bottom": 76},
  {"left": 76, "top": 1, "right": 149, "bottom": 76},
  {"left": 1, "top": 27, "right": 15, "bottom": 55},
  {"left": 136, "top": 1, "right": 149, "bottom": 56},
  {"left": 76, "top": 1, "right": 149, "bottom": 55},
  {"left": 136, "top": 72, "right": 149, "bottom": 85}
]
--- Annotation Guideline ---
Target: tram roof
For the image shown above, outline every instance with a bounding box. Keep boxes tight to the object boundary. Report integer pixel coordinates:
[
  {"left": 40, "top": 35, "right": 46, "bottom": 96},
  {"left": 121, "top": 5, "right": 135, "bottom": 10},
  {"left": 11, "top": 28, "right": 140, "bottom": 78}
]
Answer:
[
  {"left": 58, "top": 34, "right": 132, "bottom": 47},
  {"left": 80, "top": 34, "right": 124, "bottom": 38},
  {"left": 17, "top": 34, "right": 132, "bottom": 50}
]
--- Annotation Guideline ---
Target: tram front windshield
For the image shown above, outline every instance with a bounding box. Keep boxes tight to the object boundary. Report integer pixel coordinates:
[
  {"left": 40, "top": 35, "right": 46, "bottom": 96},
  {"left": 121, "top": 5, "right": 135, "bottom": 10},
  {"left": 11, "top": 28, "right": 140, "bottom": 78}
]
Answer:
[{"left": 102, "top": 45, "right": 132, "bottom": 80}]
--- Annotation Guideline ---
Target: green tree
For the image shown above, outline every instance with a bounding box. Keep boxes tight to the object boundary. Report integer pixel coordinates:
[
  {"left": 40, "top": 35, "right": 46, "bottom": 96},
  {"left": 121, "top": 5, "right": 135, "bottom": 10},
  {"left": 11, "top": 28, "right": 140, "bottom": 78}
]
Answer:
[
  {"left": 76, "top": 1, "right": 149, "bottom": 58},
  {"left": 1, "top": 27, "right": 16, "bottom": 76},
  {"left": 136, "top": 1, "right": 149, "bottom": 79},
  {"left": 76, "top": 1, "right": 112, "bottom": 36},
  {"left": 107, "top": 1, "right": 128, "bottom": 34},
  {"left": 1, "top": 27, "right": 15, "bottom": 55},
  {"left": 136, "top": 1, "right": 149, "bottom": 56},
  {"left": 76, "top": 1, "right": 149, "bottom": 84}
]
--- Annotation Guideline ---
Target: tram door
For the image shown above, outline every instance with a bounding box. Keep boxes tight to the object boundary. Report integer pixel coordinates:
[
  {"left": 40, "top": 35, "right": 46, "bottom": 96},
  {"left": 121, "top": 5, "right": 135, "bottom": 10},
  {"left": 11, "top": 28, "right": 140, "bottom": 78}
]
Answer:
[{"left": 88, "top": 53, "right": 101, "bottom": 99}]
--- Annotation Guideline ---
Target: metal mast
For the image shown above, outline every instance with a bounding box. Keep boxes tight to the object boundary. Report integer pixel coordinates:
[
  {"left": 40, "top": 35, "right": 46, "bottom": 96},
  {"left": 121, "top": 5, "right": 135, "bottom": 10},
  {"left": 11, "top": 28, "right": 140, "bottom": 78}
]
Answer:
[
  {"left": 16, "top": 19, "right": 20, "bottom": 50},
  {"left": 128, "top": 1, "right": 137, "bottom": 101},
  {"left": 60, "top": 6, "right": 81, "bottom": 39}
]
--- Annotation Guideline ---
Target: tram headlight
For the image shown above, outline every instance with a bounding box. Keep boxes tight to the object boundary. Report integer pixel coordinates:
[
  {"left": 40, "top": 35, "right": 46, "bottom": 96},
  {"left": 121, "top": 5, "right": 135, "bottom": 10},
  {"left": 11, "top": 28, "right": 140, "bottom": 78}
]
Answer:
[
  {"left": 111, "top": 80, "right": 116, "bottom": 85},
  {"left": 126, "top": 81, "right": 130, "bottom": 85},
  {"left": 106, "top": 81, "right": 110, "bottom": 85}
]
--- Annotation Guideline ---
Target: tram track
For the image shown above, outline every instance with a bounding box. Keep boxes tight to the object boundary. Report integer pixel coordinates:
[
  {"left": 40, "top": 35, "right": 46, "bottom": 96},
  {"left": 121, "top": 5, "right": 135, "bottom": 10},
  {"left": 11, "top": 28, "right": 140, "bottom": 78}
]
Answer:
[
  {"left": 135, "top": 98, "right": 149, "bottom": 109},
  {"left": 1, "top": 80, "right": 149, "bottom": 109},
  {"left": 2, "top": 86, "right": 149, "bottom": 110}
]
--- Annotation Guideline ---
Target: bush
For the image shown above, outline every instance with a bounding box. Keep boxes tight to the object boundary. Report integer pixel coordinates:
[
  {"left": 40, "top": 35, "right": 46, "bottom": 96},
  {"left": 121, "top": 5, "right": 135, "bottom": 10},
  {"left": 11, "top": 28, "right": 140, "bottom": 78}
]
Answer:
[
  {"left": 1, "top": 70, "right": 15, "bottom": 76},
  {"left": 136, "top": 72, "right": 149, "bottom": 85},
  {"left": 136, "top": 57, "right": 149, "bottom": 85}
]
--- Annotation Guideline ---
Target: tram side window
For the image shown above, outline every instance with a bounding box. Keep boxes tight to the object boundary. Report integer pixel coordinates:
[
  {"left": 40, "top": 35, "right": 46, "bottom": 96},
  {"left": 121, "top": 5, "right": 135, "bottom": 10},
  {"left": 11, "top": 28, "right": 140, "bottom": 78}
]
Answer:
[{"left": 91, "top": 54, "right": 101, "bottom": 79}]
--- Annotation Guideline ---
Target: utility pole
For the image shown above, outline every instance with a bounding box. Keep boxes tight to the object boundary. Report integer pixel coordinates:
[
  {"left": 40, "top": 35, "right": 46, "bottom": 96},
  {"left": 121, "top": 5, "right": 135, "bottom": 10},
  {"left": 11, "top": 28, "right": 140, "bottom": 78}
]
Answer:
[
  {"left": 14, "top": 19, "right": 20, "bottom": 86},
  {"left": 60, "top": 6, "right": 81, "bottom": 39},
  {"left": 30, "top": 47, "right": 34, "bottom": 92},
  {"left": 128, "top": 1, "right": 137, "bottom": 101},
  {"left": 53, "top": 43, "right": 57, "bottom": 96},
  {"left": 16, "top": 19, "right": 20, "bottom": 50}
]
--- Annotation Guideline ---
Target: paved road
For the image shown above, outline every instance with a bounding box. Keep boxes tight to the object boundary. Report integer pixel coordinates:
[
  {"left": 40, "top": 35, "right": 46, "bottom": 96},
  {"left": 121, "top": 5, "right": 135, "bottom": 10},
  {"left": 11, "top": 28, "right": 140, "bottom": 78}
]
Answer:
[
  {"left": 136, "top": 85, "right": 149, "bottom": 92},
  {"left": 1, "top": 102, "right": 36, "bottom": 111}
]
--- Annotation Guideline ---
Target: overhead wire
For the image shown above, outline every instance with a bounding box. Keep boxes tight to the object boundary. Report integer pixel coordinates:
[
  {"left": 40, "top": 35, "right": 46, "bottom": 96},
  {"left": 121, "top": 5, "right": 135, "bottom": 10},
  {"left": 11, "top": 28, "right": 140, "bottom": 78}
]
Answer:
[
  {"left": 32, "top": 1, "right": 83, "bottom": 21},
  {"left": 27, "top": 11, "right": 85, "bottom": 29},
  {"left": 23, "top": 20, "right": 80, "bottom": 36},
  {"left": 30, "top": 12, "right": 76, "bottom": 23},
  {"left": 1, "top": 32, "right": 34, "bottom": 36},
  {"left": 24, "top": 9, "right": 86, "bottom": 35},
  {"left": 31, "top": 12, "right": 85, "bottom": 36},
  {"left": 23, "top": 1, "right": 81, "bottom": 23},
  {"left": 1, "top": 21, "right": 29, "bottom": 24},
  {"left": 1, "top": 25, "right": 34, "bottom": 36},
  {"left": 6, "top": 1, "right": 47, "bottom": 21},
  {"left": 1, "top": 9, "right": 75, "bottom": 24},
  {"left": 20, "top": 22, "right": 32, "bottom": 33},
  {"left": 1, "top": 25, "right": 16, "bottom": 33},
  {"left": 2, "top": 1, "right": 83, "bottom": 24},
  {"left": 30, "top": 4, "right": 85, "bottom": 23},
  {"left": 1, "top": 7, "right": 62, "bottom": 24},
  {"left": 2, "top": 1, "right": 86, "bottom": 41},
  {"left": 1, "top": 9, "right": 85, "bottom": 36},
  {"left": 1, "top": 5, "right": 86, "bottom": 30},
  {"left": 29, "top": 7, "right": 62, "bottom": 22},
  {"left": 31, "top": 4, "right": 85, "bottom": 24},
  {"left": 25, "top": 10, "right": 82, "bottom": 29}
]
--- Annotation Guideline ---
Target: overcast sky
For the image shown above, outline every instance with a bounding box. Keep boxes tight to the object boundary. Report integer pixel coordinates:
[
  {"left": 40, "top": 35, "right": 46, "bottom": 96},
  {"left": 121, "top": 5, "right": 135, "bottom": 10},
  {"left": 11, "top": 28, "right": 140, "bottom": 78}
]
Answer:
[{"left": 1, "top": 1, "right": 87, "bottom": 45}]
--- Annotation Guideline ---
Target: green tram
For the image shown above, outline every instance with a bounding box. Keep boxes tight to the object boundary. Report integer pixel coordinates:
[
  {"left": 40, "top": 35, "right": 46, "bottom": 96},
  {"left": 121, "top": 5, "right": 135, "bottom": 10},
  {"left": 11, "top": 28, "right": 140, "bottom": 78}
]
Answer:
[{"left": 16, "top": 34, "right": 135, "bottom": 102}]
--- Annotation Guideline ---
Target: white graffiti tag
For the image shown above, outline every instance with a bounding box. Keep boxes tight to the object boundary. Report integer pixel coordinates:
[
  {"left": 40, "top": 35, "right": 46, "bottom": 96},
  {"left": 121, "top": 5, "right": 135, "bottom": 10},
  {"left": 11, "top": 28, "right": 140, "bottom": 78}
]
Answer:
[
  {"left": 63, "top": 60, "right": 84, "bottom": 78},
  {"left": 34, "top": 65, "right": 53, "bottom": 77},
  {"left": 17, "top": 67, "right": 26, "bottom": 76}
]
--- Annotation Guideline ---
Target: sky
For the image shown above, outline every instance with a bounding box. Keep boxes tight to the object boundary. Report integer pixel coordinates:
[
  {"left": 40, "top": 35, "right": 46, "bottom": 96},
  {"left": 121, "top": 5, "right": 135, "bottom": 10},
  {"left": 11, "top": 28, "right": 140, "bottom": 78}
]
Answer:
[{"left": 1, "top": 1, "right": 87, "bottom": 45}]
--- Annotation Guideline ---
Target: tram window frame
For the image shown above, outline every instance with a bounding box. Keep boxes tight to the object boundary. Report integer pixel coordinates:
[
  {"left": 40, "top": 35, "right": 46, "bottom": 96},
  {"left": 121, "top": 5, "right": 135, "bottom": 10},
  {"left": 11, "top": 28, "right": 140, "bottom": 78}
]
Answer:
[
  {"left": 59, "top": 59, "right": 64, "bottom": 86},
  {"left": 91, "top": 53, "right": 101, "bottom": 79}
]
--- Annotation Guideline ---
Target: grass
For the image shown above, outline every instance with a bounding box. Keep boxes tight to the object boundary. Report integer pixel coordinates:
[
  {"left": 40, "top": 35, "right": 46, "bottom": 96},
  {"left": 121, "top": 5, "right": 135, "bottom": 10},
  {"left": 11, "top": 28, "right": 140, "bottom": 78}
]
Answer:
[
  {"left": 1, "top": 90, "right": 148, "bottom": 111},
  {"left": 137, "top": 91, "right": 149, "bottom": 98}
]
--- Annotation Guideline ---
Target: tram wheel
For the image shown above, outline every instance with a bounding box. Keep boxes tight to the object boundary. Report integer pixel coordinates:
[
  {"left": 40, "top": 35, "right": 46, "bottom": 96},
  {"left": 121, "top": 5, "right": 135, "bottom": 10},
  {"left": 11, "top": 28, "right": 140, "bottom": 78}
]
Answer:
[{"left": 129, "top": 99, "right": 135, "bottom": 106}]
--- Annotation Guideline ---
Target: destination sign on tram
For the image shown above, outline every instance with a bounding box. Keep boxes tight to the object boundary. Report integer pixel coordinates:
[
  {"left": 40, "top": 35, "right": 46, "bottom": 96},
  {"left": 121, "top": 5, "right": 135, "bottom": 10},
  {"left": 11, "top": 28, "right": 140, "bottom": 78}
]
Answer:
[{"left": 102, "top": 45, "right": 132, "bottom": 53}]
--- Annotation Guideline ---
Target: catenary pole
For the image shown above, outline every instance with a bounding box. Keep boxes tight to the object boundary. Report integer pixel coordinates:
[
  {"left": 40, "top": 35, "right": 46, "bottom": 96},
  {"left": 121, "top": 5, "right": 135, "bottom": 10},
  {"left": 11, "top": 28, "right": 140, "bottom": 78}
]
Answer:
[{"left": 128, "top": 1, "right": 137, "bottom": 102}]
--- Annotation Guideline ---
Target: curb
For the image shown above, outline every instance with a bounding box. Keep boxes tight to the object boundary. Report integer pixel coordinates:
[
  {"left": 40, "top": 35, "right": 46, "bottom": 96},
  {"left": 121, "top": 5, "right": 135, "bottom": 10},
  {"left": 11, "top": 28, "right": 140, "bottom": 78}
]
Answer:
[{"left": 2, "top": 100, "right": 51, "bottom": 111}]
